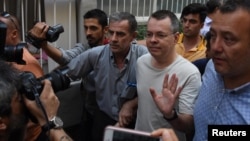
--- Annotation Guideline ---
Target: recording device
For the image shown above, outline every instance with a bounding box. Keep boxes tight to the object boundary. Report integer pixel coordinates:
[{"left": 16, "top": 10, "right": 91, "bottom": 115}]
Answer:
[
  {"left": 19, "top": 66, "right": 71, "bottom": 100},
  {"left": 0, "top": 21, "right": 25, "bottom": 64},
  {"left": 25, "top": 24, "right": 64, "bottom": 48},
  {"left": 103, "top": 126, "right": 161, "bottom": 141},
  {"left": 46, "top": 24, "right": 64, "bottom": 42}
]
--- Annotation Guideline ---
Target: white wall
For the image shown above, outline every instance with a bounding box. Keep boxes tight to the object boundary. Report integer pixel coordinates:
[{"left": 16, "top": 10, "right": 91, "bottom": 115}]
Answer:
[
  {"left": 44, "top": 0, "right": 99, "bottom": 72},
  {"left": 76, "top": 0, "right": 97, "bottom": 44},
  {"left": 44, "top": 0, "right": 77, "bottom": 72}
]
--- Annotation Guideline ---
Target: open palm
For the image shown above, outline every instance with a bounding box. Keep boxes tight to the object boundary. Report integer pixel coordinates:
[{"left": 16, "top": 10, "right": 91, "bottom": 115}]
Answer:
[{"left": 150, "top": 74, "right": 182, "bottom": 117}]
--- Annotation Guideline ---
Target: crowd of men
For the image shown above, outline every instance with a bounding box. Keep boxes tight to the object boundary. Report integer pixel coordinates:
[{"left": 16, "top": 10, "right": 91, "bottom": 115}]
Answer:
[{"left": 1, "top": 0, "right": 250, "bottom": 141}]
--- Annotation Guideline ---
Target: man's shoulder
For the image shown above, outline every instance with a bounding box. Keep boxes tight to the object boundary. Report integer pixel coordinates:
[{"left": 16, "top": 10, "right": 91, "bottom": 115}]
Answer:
[
  {"left": 131, "top": 44, "right": 148, "bottom": 53},
  {"left": 198, "top": 36, "right": 207, "bottom": 49},
  {"left": 92, "top": 44, "right": 109, "bottom": 50},
  {"left": 137, "top": 53, "right": 150, "bottom": 63},
  {"left": 177, "top": 33, "right": 184, "bottom": 44},
  {"left": 175, "top": 55, "right": 200, "bottom": 73},
  {"left": 86, "top": 44, "right": 110, "bottom": 55},
  {"left": 75, "top": 43, "right": 89, "bottom": 50}
]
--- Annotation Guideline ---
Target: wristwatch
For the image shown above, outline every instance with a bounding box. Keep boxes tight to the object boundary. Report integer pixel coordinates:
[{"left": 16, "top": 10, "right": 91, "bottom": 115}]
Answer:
[
  {"left": 163, "top": 109, "right": 178, "bottom": 121},
  {"left": 42, "top": 116, "right": 64, "bottom": 132}
]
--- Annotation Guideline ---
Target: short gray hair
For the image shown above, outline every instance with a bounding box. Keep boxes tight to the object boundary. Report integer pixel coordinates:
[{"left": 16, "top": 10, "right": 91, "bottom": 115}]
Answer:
[{"left": 109, "top": 11, "right": 137, "bottom": 33}]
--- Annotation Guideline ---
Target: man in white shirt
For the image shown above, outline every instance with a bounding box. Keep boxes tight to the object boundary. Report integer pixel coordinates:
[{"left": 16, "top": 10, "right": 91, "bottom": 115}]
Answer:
[{"left": 200, "top": 0, "right": 222, "bottom": 36}]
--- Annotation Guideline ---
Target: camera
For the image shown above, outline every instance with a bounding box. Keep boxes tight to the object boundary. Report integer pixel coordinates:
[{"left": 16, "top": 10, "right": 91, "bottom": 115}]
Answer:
[
  {"left": 46, "top": 24, "right": 64, "bottom": 42},
  {"left": 0, "top": 21, "right": 25, "bottom": 64},
  {"left": 25, "top": 24, "right": 64, "bottom": 48},
  {"left": 19, "top": 66, "right": 71, "bottom": 100}
]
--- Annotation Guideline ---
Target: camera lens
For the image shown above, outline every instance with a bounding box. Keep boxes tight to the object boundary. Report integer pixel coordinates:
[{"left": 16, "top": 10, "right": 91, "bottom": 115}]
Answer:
[
  {"left": 38, "top": 67, "right": 70, "bottom": 93},
  {"left": 19, "top": 67, "right": 70, "bottom": 100},
  {"left": 3, "top": 43, "right": 26, "bottom": 64}
]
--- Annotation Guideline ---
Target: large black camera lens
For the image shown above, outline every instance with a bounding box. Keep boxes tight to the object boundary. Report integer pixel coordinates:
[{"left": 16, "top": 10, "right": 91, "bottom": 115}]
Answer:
[
  {"left": 0, "top": 21, "right": 6, "bottom": 49},
  {"left": 2, "top": 43, "right": 26, "bottom": 64},
  {"left": 0, "top": 21, "right": 25, "bottom": 64},
  {"left": 19, "top": 66, "right": 71, "bottom": 100},
  {"left": 37, "top": 66, "right": 70, "bottom": 93}
]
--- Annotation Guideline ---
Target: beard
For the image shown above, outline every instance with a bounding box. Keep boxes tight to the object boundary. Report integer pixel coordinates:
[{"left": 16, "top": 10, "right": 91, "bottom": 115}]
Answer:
[
  {"left": 7, "top": 114, "right": 28, "bottom": 141},
  {"left": 87, "top": 35, "right": 103, "bottom": 48}
]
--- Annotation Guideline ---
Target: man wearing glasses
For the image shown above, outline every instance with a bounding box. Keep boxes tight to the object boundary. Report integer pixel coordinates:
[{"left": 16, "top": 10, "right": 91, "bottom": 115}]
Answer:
[{"left": 135, "top": 10, "right": 201, "bottom": 141}]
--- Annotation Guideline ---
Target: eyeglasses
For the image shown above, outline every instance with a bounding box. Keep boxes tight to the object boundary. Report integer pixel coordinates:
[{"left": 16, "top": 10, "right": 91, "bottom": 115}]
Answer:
[
  {"left": 145, "top": 32, "right": 174, "bottom": 40},
  {"left": 0, "top": 11, "right": 19, "bottom": 30}
]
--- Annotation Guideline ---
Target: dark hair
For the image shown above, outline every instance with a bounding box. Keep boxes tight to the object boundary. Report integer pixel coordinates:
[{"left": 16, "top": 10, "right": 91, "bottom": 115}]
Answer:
[
  {"left": 206, "top": 0, "right": 222, "bottom": 14},
  {"left": 149, "top": 10, "right": 179, "bottom": 33},
  {"left": 0, "top": 60, "right": 21, "bottom": 117},
  {"left": 83, "top": 9, "right": 108, "bottom": 28},
  {"left": 205, "top": 31, "right": 211, "bottom": 50},
  {"left": 109, "top": 11, "right": 137, "bottom": 33},
  {"left": 0, "top": 11, "right": 21, "bottom": 31},
  {"left": 220, "top": 0, "right": 250, "bottom": 13},
  {"left": 181, "top": 3, "right": 207, "bottom": 23}
]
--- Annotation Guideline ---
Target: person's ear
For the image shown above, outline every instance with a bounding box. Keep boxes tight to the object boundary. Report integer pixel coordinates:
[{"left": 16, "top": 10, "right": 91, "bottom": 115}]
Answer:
[
  {"left": 104, "top": 26, "right": 109, "bottom": 33},
  {"left": 174, "top": 32, "right": 179, "bottom": 44},
  {"left": 132, "top": 31, "right": 138, "bottom": 39},
  {"left": 11, "top": 29, "right": 18, "bottom": 38}
]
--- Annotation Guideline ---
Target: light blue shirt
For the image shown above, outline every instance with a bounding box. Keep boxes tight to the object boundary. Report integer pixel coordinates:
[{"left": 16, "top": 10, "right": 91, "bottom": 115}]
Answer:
[
  {"left": 58, "top": 43, "right": 88, "bottom": 65},
  {"left": 193, "top": 60, "right": 250, "bottom": 141},
  {"left": 67, "top": 43, "right": 148, "bottom": 120}
]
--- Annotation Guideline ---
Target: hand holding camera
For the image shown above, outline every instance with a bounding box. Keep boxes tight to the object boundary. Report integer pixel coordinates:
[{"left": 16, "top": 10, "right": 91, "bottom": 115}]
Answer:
[
  {"left": 26, "top": 22, "right": 64, "bottom": 48},
  {"left": 23, "top": 79, "right": 60, "bottom": 126},
  {"left": 19, "top": 66, "right": 71, "bottom": 100},
  {"left": 18, "top": 66, "right": 70, "bottom": 124}
]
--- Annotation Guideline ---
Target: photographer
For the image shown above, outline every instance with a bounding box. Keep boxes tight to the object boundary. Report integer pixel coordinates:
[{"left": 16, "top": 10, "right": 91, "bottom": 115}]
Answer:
[
  {"left": 0, "top": 12, "right": 45, "bottom": 141},
  {"left": 0, "top": 12, "right": 44, "bottom": 77},
  {"left": 28, "top": 9, "right": 109, "bottom": 141},
  {"left": 0, "top": 60, "right": 72, "bottom": 141}
]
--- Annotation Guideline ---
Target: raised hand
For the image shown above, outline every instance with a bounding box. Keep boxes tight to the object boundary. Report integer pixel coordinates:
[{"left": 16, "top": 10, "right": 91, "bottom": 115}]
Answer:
[{"left": 150, "top": 74, "right": 182, "bottom": 118}]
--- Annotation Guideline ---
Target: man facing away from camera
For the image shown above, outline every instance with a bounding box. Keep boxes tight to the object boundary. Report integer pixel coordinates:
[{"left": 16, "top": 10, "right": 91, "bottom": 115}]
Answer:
[
  {"left": 0, "top": 12, "right": 43, "bottom": 77},
  {"left": 0, "top": 12, "right": 44, "bottom": 141},
  {"left": 0, "top": 60, "right": 72, "bottom": 141}
]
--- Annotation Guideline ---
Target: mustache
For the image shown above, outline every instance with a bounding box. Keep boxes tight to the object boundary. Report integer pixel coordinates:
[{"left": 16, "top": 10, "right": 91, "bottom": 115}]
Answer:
[
  {"left": 109, "top": 43, "right": 119, "bottom": 46},
  {"left": 86, "top": 35, "right": 94, "bottom": 39}
]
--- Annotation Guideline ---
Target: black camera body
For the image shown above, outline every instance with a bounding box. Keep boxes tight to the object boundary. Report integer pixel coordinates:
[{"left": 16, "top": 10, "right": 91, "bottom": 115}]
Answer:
[
  {"left": 26, "top": 24, "right": 64, "bottom": 48},
  {"left": 19, "top": 67, "right": 70, "bottom": 123},
  {"left": 0, "top": 21, "right": 6, "bottom": 49},
  {"left": 46, "top": 24, "right": 64, "bottom": 42},
  {"left": 19, "top": 66, "right": 71, "bottom": 100},
  {"left": 0, "top": 21, "right": 25, "bottom": 64}
]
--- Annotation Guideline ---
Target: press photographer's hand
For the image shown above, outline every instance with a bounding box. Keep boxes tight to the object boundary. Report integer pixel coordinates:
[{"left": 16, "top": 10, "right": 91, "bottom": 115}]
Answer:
[
  {"left": 28, "top": 22, "right": 49, "bottom": 40},
  {"left": 23, "top": 79, "right": 60, "bottom": 126}
]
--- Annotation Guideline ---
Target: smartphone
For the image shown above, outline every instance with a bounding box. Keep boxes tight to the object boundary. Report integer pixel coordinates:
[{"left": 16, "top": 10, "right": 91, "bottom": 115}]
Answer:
[{"left": 103, "top": 126, "right": 162, "bottom": 141}]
